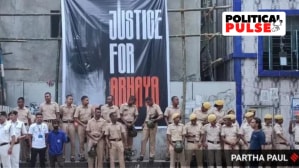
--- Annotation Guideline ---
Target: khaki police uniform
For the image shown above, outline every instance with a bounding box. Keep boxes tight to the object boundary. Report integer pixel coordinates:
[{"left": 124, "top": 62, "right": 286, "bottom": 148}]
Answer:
[
  {"left": 86, "top": 117, "right": 107, "bottom": 168},
  {"left": 105, "top": 122, "right": 125, "bottom": 168},
  {"left": 210, "top": 108, "right": 225, "bottom": 124},
  {"left": 192, "top": 109, "right": 209, "bottom": 125},
  {"left": 140, "top": 103, "right": 163, "bottom": 158},
  {"left": 185, "top": 121, "right": 204, "bottom": 168},
  {"left": 0, "top": 121, "right": 15, "bottom": 168},
  {"left": 292, "top": 124, "right": 299, "bottom": 149},
  {"left": 239, "top": 121, "right": 253, "bottom": 150},
  {"left": 39, "top": 102, "right": 59, "bottom": 130},
  {"left": 101, "top": 104, "right": 120, "bottom": 123},
  {"left": 120, "top": 103, "right": 138, "bottom": 149},
  {"left": 164, "top": 105, "right": 181, "bottom": 158},
  {"left": 74, "top": 105, "right": 94, "bottom": 157},
  {"left": 262, "top": 123, "right": 273, "bottom": 149},
  {"left": 221, "top": 124, "right": 240, "bottom": 167},
  {"left": 273, "top": 123, "right": 289, "bottom": 150},
  {"left": 10, "top": 120, "right": 27, "bottom": 168},
  {"left": 203, "top": 123, "right": 222, "bottom": 167},
  {"left": 60, "top": 104, "right": 76, "bottom": 159},
  {"left": 167, "top": 123, "right": 186, "bottom": 168},
  {"left": 14, "top": 106, "right": 31, "bottom": 161}
]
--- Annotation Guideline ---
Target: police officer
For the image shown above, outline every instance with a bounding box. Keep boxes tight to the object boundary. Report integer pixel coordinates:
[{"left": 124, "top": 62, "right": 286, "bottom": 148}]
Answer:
[
  {"left": 221, "top": 115, "right": 240, "bottom": 167},
  {"left": 273, "top": 114, "right": 289, "bottom": 149},
  {"left": 138, "top": 97, "right": 163, "bottom": 162},
  {"left": 120, "top": 96, "right": 138, "bottom": 161},
  {"left": 240, "top": 112, "right": 254, "bottom": 150},
  {"left": 203, "top": 114, "right": 222, "bottom": 167},
  {"left": 39, "top": 92, "right": 59, "bottom": 130},
  {"left": 101, "top": 95, "right": 120, "bottom": 123},
  {"left": 60, "top": 94, "right": 76, "bottom": 161},
  {"left": 185, "top": 113, "right": 203, "bottom": 168},
  {"left": 74, "top": 96, "right": 94, "bottom": 161},
  {"left": 262, "top": 114, "right": 273, "bottom": 149},
  {"left": 0, "top": 111, "right": 16, "bottom": 168},
  {"left": 192, "top": 102, "right": 211, "bottom": 125},
  {"left": 211, "top": 100, "right": 225, "bottom": 124},
  {"left": 164, "top": 96, "right": 181, "bottom": 161},
  {"left": 167, "top": 113, "right": 186, "bottom": 168},
  {"left": 105, "top": 112, "right": 126, "bottom": 168},
  {"left": 101, "top": 95, "right": 120, "bottom": 161},
  {"left": 289, "top": 114, "right": 299, "bottom": 149},
  {"left": 86, "top": 106, "right": 107, "bottom": 168},
  {"left": 14, "top": 97, "right": 31, "bottom": 162},
  {"left": 9, "top": 111, "right": 27, "bottom": 168}
]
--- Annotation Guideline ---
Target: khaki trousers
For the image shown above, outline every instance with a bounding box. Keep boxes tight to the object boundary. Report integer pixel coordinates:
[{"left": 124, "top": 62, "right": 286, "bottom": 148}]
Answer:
[
  {"left": 275, "top": 143, "right": 289, "bottom": 150},
  {"left": 169, "top": 145, "right": 186, "bottom": 168},
  {"left": 185, "top": 142, "right": 202, "bottom": 168},
  {"left": 88, "top": 139, "right": 105, "bottom": 168},
  {"left": 78, "top": 124, "right": 87, "bottom": 156},
  {"left": 62, "top": 122, "right": 76, "bottom": 157},
  {"left": 45, "top": 121, "right": 54, "bottom": 131},
  {"left": 140, "top": 124, "right": 157, "bottom": 157},
  {"left": 224, "top": 139, "right": 239, "bottom": 168},
  {"left": 263, "top": 144, "right": 272, "bottom": 150},
  {"left": 20, "top": 139, "right": 30, "bottom": 161},
  {"left": 124, "top": 123, "right": 133, "bottom": 149},
  {"left": 206, "top": 142, "right": 221, "bottom": 168},
  {"left": 109, "top": 141, "right": 125, "bottom": 168}
]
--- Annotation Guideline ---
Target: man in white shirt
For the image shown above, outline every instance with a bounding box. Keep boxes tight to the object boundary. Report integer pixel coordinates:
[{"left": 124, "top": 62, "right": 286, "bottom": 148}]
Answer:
[
  {"left": 0, "top": 111, "right": 16, "bottom": 168},
  {"left": 29, "top": 112, "right": 49, "bottom": 168},
  {"left": 9, "top": 111, "right": 27, "bottom": 168}
]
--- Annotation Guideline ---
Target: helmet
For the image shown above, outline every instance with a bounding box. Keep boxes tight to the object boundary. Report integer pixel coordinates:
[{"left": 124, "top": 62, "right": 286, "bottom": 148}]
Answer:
[
  {"left": 128, "top": 127, "right": 138, "bottom": 137},
  {"left": 147, "top": 120, "right": 155, "bottom": 129},
  {"left": 174, "top": 141, "right": 184, "bottom": 153},
  {"left": 88, "top": 147, "right": 97, "bottom": 158}
]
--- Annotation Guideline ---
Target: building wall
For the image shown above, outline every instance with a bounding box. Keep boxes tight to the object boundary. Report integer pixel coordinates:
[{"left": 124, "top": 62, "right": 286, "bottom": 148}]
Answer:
[{"left": 237, "top": 0, "right": 299, "bottom": 138}]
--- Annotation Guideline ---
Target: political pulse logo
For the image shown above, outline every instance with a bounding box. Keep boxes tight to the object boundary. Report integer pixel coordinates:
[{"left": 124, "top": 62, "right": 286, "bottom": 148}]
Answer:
[{"left": 222, "top": 12, "right": 286, "bottom": 36}]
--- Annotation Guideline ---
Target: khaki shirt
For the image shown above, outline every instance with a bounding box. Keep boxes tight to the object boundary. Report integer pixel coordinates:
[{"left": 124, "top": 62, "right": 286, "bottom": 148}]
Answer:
[
  {"left": 292, "top": 124, "right": 299, "bottom": 142},
  {"left": 74, "top": 105, "right": 94, "bottom": 123},
  {"left": 192, "top": 108, "right": 209, "bottom": 125},
  {"left": 60, "top": 104, "right": 76, "bottom": 121},
  {"left": 273, "top": 123, "right": 285, "bottom": 143},
  {"left": 203, "top": 123, "right": 221, "bottom": 142},
  {"left": 240, "top": 121, "right": 253, "bottom": 142},
  {"left": 166, "top": 123, "right": 186, "bottom": 141},
  {"left": 210, "top": 108, "right": 225, "bottom": 123},
  {"left": 185, "top": 121, "right": 203, "bottom": 142},
  {"left": 101, "top": 104, "right": 120, "bottom": 122},
  {"left": 86, "top": 118, "right": 107, "bottom": 136},
  {"left": 262, "top": 123, "right": 273, "bottom": 143},
  {"left": 164, "top": 106, "right": 181, "bottom": 123},
  {"left": 221, "top": 124, "right": 240, "bottom": 141},
  {"left": 145, "top": 104, "right": 163, "bottom": 121},
  {"left": 105, "top": 122, "right": 125, "bottom": 139},
  {"left": 39, "top": 102, "right": 59, "bottom": 120},
  {"left": 120, "top": 103, "right": 138, "bottom": 122},
  {"left": 14, "top": 106, "right": 31, "bottom": 124}
]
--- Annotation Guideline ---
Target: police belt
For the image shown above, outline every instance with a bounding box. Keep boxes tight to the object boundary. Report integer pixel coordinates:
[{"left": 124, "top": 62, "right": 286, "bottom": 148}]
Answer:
[
  {"left": 0, "top": 142, "right": 9, "bottom": 146},
  {"left": 109, "top": 139, "right": 122, "bottom": 141},
  {"left": 62, "top": 120, "right": 74, "bottom": 123},
  {"left": 187, "top": 140, "right": 200, "bottom": 143},
  {"left": 277, "top": 142, "right": 287, "bottom": 145},
  {"left": 207, "top": 140, "right": 220, "bottom": 144},
  {"left": 43, "top": 119, "right": 55, "bottom": 123},
  {"left": 264, "top": 142, "right": 272, "bottom": 145},
  {"left": 295, "top": 142, "right": 299, "bottom": 145}
]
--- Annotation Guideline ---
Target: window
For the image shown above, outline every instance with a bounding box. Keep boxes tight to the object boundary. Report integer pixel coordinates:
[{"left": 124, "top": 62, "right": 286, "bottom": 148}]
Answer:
[
  {"left": 50, "top": 10, "right": 61, "bottom": 38},
  {"left": 263, "top": 16, "right": 299, "bottom": 70}
]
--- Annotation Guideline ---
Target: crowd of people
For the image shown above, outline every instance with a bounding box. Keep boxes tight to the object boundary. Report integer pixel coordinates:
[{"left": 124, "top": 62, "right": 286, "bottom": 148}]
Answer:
[{"left": 0, "top": 92, "right": 298, "bottom": 168}]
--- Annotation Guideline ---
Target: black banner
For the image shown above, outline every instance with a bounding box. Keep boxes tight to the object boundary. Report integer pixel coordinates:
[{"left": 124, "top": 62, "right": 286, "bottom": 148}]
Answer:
[{"left": 62, "top": 0, "right": 169, "bottom": 126}]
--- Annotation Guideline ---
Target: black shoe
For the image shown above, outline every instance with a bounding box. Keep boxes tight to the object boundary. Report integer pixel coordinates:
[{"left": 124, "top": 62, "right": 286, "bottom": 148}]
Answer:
[
  {"left": 137, "top": 156, "right": 143, "bottom": 161},
  {"left": 26, "top": 158, "right": 31, "bottom": 163},
  {"left": 165, "top": 157, "right": 170, "bottom": 161},
  {"left": 106, "top": 157, "right": 110, "bottom": 162},
  {"left": 125, "top": 157, "right": 132, "bottom": 162},
  {"left": 79, "top": 157, "right": 86, "bottom": 162},
  {"left": 149, "top": 157, "right": 154, "bottom": 163}
]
